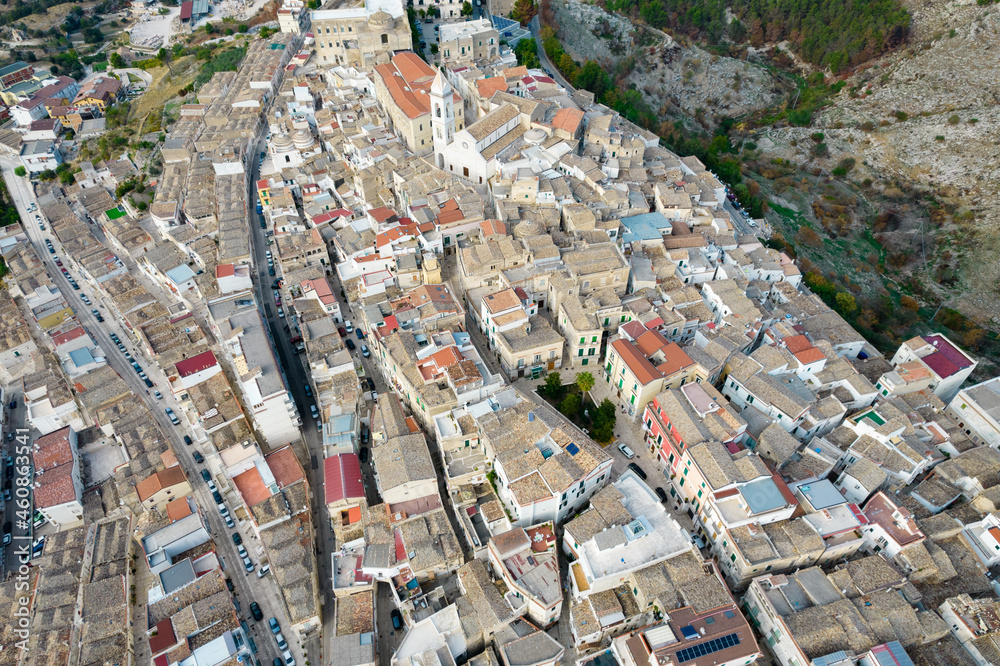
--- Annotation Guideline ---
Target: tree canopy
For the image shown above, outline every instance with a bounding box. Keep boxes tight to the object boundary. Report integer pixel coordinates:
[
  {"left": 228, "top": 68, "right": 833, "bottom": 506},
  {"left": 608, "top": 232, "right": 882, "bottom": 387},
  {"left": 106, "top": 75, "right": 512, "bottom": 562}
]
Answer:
[{"left": 605, "top": 0, "right": 909, "bottom": 71}]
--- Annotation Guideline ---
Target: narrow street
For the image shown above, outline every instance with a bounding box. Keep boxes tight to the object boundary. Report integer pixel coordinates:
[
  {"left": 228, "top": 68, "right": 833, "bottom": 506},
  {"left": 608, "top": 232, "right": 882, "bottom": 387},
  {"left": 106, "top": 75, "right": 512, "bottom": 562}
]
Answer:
[{"left": 0, "top": 156, "right": 292, "bottom": 666}]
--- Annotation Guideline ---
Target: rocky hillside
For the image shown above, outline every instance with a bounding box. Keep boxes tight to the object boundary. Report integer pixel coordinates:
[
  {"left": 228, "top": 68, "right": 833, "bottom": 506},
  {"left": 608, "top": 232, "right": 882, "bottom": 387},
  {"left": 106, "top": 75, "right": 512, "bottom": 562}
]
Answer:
[
  {"left": 754, "top": 0, "right": 1000, "bottom": 324},
  {"left": 551, "top": 0, "right": 786, "bottom": 127}
]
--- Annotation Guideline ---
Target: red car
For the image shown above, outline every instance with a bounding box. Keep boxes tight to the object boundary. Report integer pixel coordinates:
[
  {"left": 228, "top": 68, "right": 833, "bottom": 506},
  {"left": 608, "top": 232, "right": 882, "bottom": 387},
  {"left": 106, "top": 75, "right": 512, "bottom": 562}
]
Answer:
[{"left": 338, "top": 327, "right": 347, "bottom": 337}]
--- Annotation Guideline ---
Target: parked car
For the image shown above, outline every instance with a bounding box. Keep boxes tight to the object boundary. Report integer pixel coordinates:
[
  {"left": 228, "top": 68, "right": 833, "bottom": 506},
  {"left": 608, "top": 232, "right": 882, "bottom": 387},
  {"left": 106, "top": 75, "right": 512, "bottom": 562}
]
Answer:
[
  {"left": 359, "top": 447, "right": 369, "bottom": 463},
  {"left": 212, "top": 491, "right": 224, "bottom": 504},
  {"left": 391, "top": 610, "right": 403, "bottom": 630},
  {"left": 269, "top": 618, "right": 280, "bottom": 635},
  {"left": 201, "top": 470, "right": 212, "bottom": 482},
  {"left": 183, "top": 435, "right": 193, "bottom": 445},
  {"left": 282, "top": 651, "right": 295, "bottom": 666},
  {"left": 361, "top": 344, "right": 370, "bottom": 358},
  {"left": 277, "top": 308, "right": 284, "bottom": 318},
  {"left": 617, "top": 443, "right": 635, "bottom": 459},
  {"left": 143, "top": 377, "right": 154, "bottom": 388},
  {"left": 345, "top": 320, "right": 354, "bottom": 332},
  {"left": 655, "top": 487, "right": 668, "bottom": 503},
  {"left": 81, "top": 295, "right": 90, "bottom": 305},
  {"left": 337, "top": 327, "right": 347, "bottom": 337},
  {"left": 355, "top": 328, "right": 365, "bottom": 339},
  {"left": 232, "top": 532, "right": 243, "bottom": 546},
  {"left": 268, "top": 266, "right": 275, "bottom": 276},
  {"left": 304, "top": 384, "right": 312, "bottom": 397},
  {"left": 345, "top": 339, "right": 355, "bottom": 351},
  {"left": 628, "top": 462, "right": 647, "bottom": 480},
  {"left": 165, "top": 407, "right": 180, "bottom": 425},
  {"left": 275, "top": 633, "right": 287, "bottom": 651},
  {"left": 364, "top": 378, "right": 376, "bottom": 392},
  {"left": 257, "top": 564, "right": 270, "bottom": 578},
  {"left": 223, "top": 513, "right": 235, "bottom": 528},
  {"left": 243, "top": 555, "right": 254, "bottom": 572},
  {"left": 249, "top": 602, "right": 263, "bottom": 621},
  {"left": 192, "top": 451, "right": 204, "bottom": 463},
  {"left": 153, "top": 390, "right": 163, "bottom": 400}
]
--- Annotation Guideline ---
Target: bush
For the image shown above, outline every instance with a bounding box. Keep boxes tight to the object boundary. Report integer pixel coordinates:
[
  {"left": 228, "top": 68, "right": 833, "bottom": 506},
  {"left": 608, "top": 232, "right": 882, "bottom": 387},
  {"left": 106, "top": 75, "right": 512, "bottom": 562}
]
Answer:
[
  {"left": 947, "top": 114, "right": 960, "bottom": 125},
  {"left": 894, "top": 110, "right": 908, "bottom": 121},
  {"left": 13, "top": 166, "right": 26, "bottom": 177}
]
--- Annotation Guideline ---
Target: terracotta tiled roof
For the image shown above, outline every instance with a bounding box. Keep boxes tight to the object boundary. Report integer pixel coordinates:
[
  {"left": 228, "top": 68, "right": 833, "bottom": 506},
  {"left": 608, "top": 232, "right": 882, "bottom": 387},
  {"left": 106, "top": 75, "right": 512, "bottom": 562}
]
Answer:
[
  {"left": 136, "top": 467, "right": 188, "bottom": 502},
  {"left": 266, "top": 446, "right": 304, "bottom": 488},
  {"left": 32, "top": 427, "right": 73, "bottom": 469},
  {"left": 232, "top": 467, "right": 272, "bottom": 508}
]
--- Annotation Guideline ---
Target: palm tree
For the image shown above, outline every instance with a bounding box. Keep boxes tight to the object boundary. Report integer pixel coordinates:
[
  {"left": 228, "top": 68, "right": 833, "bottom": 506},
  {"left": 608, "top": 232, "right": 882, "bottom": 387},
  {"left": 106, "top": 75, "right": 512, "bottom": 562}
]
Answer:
[{"left": 575, "top": 371, "right": 595, "bottom": 413}]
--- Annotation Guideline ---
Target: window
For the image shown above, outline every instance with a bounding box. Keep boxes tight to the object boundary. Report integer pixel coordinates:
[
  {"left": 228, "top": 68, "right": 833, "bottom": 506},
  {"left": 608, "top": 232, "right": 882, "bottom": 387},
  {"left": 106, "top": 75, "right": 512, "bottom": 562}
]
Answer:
[
  {"left": 588, "top": 348, "right": 595, "bottom": 355},
  {"left": 579, "top": 337, "right": 586, "bottom": 344},
  {"left": 591, "top": 336, "right": 598, "bottom": 343},
  {"left": 381, "top": 34, "right": 388, "bottom": 44},
  {"left": 578, "top": 349, "right": 584, "bottom": 356}
]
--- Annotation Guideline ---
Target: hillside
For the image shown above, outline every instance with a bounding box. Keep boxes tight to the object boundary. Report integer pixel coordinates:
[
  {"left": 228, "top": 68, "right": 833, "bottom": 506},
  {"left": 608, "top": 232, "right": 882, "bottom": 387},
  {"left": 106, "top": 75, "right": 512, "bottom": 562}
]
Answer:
[{"left": 543, "top": 0, "right": 1000, "bottom": 377}]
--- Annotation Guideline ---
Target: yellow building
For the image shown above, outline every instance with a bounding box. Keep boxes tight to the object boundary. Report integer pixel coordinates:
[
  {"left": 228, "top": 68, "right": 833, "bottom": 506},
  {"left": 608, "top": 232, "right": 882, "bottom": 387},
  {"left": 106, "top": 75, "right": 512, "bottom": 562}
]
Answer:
[
  {"left": 373, "top": 53, "right": 464, "bottom": 156},
  {"left": 605, "top": 324, "right": 704, "bottom": 419},
  {"left": 312, "top": 0, "right": 413, "bottom": 69}
]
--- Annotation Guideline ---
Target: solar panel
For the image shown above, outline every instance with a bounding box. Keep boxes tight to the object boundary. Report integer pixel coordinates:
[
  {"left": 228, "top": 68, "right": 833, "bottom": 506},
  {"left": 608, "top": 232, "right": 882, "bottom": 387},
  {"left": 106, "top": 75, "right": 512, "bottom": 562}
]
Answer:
[
  {"left": 566, "top": 442, "right": 580, "bottom": 456},
  {"left": 675, "top": 633, "right": 741, "bottom": 663}
]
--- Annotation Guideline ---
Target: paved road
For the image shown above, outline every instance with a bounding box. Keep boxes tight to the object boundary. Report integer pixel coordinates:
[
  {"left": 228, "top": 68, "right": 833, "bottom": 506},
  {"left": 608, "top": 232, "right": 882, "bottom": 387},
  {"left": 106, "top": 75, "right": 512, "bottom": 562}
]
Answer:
[
  {"left": 0, "top": 159, "right": 292, "bottom": 666},
  {"left": 529, "top": 16, "right": 574, "bottom": 90}
]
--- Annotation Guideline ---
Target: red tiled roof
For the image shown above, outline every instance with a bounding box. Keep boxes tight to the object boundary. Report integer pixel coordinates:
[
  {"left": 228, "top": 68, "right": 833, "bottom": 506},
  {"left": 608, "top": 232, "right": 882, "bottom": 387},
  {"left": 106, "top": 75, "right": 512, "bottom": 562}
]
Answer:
[
  {"left": 324, "top": 454, "right": 363, "bottom": 505},
  {"left": 215, "top": 264, "right": 235, "bottom": 278},
  {"left": 34, "top": 463, "right": 77, "bottom": 508},
  {"left": 166, "top": 496, "right": 193, "bottom": 522},
  {"left": 136, "top": 466, "right": 188, "bottom": 502},
  {"left": 476, "top": 77, "right": 507, "bottom": 99},
  {"left": 232, "top": 467, "right": 272, "bottom": 508},
  {"left": 179, "top": 1, "right": 193, "bottom": 19},
  {"left": 175, "top": 350, "right": 218, "bottom": 378},
  {"left": 635, "top": 329, "right": 671, "bottom": 357},
  {"left": 51, "top": 326, "right": 87, "bottom": 346},
  {"left": 148, "top": 619, "right": 177, "bottom": 656},
  {"left": 611, "top": 338, "right": 662, "bottom": 386},
  {"left": 794, "top": 347, "right": 826, "bottom": 365},
  {"left": 551, "top": 107, "right": 583, "bottom": 133},
  {"left": 782, "top": 334, "right": 812, "bottom": 354},
  {"left": 368, "top": 206, "right": 397, "bottom": 223},
  {"left": 266, "top": 446, "right": 304, "bottom": 488},
  {"left": 32, "top": 427, "right": 73, "bottom": 469},
  {"left": 619, "top": 320, "right": 648, "bottom": 340}
]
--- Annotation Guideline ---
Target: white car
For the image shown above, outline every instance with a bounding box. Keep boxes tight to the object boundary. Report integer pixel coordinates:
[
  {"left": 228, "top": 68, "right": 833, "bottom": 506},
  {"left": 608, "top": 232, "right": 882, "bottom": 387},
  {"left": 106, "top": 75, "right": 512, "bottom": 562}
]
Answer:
[
  {"left": 282, "top": 651, "right": 295, "bottom": 666},
  {"left": 617, "top": 443, "right": 635, "bottom": 459}
]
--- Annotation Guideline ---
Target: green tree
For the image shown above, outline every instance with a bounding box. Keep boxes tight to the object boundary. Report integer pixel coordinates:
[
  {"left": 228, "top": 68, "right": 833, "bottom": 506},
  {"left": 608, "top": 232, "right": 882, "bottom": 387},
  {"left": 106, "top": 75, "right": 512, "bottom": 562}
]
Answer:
[
  {"left": 461, "top": 1, "right": 473, "bottom": 15},
  {"left": 560, "top": 393, "right": 580, "bottom": 418},
  {"left": 38, "top": 169, "right": 56, "bottom": 181},
  {"left": 511, "top": 0, "right": 536, "bottom": 25},
  {"left": 591, "top": 399, "right": 617, "bottom": 443},
  {"left": 575, "top": 371, "right": 595, "bottom": 401},
  {"left": 542, "top": 372, "right": 563, "bottom": 399},
  {"left": 514, "top": 38, "right": 540, "bottom": 68},
  {"left": 835, "top": 292, "right": 857, "bottom": 315},
  {"left": 575, "top": 60, "right": 612, "bottom": 100},
  {"left": 110, "top": 52, "right": 125, "bottom": 68},
  {"left": 13, "top": 166, "right": 26, "bottom": 177},
  {"left": 59, "top": 170, "right": 74, "bottom": 185}
]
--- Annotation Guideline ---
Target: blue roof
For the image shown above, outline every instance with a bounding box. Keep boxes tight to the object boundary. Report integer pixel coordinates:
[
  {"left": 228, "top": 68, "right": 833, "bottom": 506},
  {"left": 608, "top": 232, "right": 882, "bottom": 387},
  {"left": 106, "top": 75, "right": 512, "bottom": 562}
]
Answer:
[
  {"left": 165, "top": 264, "right": 197, "bottom": 285},
  {"left": 69, "top": 347, "right": 95, "bottom": 367},
  {"left": 793, "top": 479, "right": 845, "bottom": 510},
  {"left": 619, "top": 211, "right": 672, "bottom": 244},
  {"left": 740, "top": 477, "right": 787, "bottom": 514},
  {"left": 329, "top": 413, "right": 355, "bottom": 434}
]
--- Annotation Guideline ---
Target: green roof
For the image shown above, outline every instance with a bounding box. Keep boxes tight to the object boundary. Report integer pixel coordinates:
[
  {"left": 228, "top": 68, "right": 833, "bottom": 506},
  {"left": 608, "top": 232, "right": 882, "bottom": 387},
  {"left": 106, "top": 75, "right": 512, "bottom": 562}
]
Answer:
[
  {"left": 0, "top": 62, "right": 29, "bottom": 77},
  {"left": 105, "top": 207, "right": 126, "bottom": 220}
]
